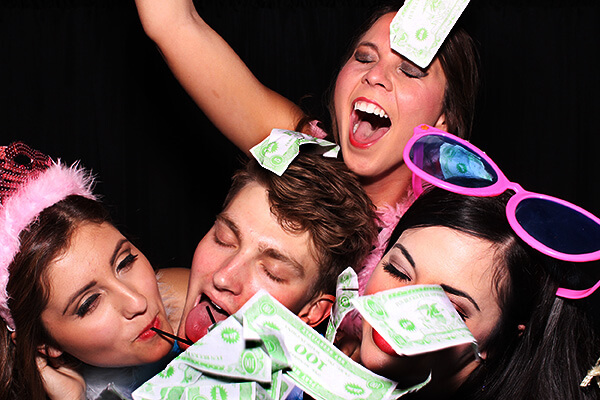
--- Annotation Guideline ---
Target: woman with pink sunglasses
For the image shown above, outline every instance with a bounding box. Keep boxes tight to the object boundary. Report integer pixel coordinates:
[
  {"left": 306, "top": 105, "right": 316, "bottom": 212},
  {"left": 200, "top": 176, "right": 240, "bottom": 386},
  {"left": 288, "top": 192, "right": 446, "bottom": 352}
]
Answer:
[
  {"left": 339, "top": 125, "right": 600, "bottom": 398},
  {"left": 352, "top": 186, "right": 599, "bottom": 399}
]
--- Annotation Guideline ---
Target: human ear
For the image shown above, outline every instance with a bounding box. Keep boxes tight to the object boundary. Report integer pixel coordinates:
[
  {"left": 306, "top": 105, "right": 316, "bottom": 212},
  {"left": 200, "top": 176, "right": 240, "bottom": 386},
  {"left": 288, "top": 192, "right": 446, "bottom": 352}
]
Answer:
[
  {"left": 477, "top": 324, "right": 527, "bottom": 361},
  {"left": 297, "top": 294, "right": 335, "bottom": 327},
  {"left": 37, "top": 344, "right": 64, "bottom": 359},
  {"left": 433, "top": 113, "right": 447, "bottom": 131}
]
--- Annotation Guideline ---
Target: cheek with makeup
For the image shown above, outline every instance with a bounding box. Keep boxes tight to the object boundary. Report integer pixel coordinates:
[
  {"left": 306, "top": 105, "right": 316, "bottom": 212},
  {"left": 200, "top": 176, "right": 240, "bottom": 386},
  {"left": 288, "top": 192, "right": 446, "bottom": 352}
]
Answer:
[
  {"left": 359, "top": 227, "right": 503, "bottom": 391},
  {"left": 40, "top": 222, "right": 174, "bottom": 367}
]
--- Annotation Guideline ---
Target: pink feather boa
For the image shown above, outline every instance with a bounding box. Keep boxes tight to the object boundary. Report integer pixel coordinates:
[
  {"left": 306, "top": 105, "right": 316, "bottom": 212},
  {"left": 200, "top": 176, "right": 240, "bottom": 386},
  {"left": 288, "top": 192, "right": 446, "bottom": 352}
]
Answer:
[
  {"left": 339, "top": 198, "right": 414, "bottom": 338},
  {"left": 0, "top": 162, "right": 95, "bottom": 330}
]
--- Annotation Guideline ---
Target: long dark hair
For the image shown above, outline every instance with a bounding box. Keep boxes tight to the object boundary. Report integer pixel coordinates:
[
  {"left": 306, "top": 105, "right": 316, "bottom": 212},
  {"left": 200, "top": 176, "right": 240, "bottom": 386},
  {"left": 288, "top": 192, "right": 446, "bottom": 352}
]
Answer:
[
  {"left": 0, "top": 195, "right": 110, "bottom": 400},
  {"left": 387, "top": 188, "right": 599, "bottom": 399}
]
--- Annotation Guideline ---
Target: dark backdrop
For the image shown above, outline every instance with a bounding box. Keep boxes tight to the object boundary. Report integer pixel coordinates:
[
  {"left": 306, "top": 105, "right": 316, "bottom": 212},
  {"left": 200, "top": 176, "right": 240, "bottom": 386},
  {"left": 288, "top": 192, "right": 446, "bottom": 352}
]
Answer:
[{"left": 1, "top": 0, "right": 599, "bottom": 302}]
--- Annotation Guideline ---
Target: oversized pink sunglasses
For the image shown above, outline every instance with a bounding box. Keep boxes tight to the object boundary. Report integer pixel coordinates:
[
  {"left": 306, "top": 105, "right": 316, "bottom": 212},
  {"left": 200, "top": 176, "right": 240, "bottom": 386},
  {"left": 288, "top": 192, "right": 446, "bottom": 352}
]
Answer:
[{"left": 405, "top": 124, "right": 600, "bottom": 300}]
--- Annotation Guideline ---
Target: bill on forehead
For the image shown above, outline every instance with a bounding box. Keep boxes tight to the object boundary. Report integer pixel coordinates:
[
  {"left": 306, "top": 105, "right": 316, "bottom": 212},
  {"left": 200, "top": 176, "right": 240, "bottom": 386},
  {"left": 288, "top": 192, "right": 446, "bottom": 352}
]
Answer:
[
  {"left": 390, "top": 0, "right": 471, "bottom": 68},
  {"left": 352, "top": 285, "right": 477, "bottom": 357}
]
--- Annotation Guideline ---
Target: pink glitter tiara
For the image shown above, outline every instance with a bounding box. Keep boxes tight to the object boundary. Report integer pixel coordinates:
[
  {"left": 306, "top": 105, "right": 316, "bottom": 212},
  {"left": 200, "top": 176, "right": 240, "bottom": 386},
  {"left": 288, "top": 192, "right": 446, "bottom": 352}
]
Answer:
[{"left": 0, "top": 142, "right": 95, "bottom": 330}]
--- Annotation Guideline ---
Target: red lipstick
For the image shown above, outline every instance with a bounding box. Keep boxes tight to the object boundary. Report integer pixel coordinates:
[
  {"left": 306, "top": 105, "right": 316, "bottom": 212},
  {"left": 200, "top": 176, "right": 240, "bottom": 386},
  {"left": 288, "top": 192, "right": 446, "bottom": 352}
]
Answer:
[
  {"left": 137, "top": 316, "right": 160, "bottom": 341},
  {"left": 372, "top": 328, "right": 399, "bottom": 356}
]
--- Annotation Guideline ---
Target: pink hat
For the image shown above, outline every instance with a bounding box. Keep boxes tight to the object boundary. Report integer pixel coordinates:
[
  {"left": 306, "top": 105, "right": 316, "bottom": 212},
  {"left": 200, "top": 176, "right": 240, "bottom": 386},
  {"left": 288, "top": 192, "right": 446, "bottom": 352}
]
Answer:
[{"left": 0, "top": 143, "right": 95, "bottom": 330}]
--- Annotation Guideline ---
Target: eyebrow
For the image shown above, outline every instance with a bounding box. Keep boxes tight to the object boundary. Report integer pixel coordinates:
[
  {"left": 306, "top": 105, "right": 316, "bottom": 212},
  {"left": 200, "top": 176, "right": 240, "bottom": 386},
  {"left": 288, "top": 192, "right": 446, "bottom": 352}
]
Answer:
[
  {"left": 440, "top": 284, "right": 481, "bottom": 312},
  {"left": 357, "top": 41, "right": 379, "bottom": 52},
  {"left": 392, "top": 243, "right": 480, "bottom": 312},
  {"left": 393, "top": 243, "right": 416, "bottom": 269},
  {"left": 63, "top": 281, "right": 97, "bottom": 315},
  {"left": 216, "top": 213, "right": 306, "bottom": 278},
  {"left": 62, "top": 238, "right": 128, "bottom": 315},
  {"left": 111, "top": 239, "right": 129, "bottom": 265}
]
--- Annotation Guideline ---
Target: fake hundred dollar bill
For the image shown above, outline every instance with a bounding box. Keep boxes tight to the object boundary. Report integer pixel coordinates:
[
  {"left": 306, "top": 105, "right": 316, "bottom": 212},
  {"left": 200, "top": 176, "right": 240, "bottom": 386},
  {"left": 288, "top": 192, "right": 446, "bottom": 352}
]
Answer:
[
  {"left": 390, "top": 0, "right": 470, "bottom": 68},
  {"left": 133, "top": 291, "right": 397, "bottom": 400},
  {"left": 352, "top": 285, "right": 477, "bottom": 356},
  {"left": 132, "top": 316, "right": 284, "bottom": 399},
  {"left": 238, "top": 290, "right": 398, "bottom": 400},
  {"left": 250, "top": 129, "right": 339, "bottom": 176}
]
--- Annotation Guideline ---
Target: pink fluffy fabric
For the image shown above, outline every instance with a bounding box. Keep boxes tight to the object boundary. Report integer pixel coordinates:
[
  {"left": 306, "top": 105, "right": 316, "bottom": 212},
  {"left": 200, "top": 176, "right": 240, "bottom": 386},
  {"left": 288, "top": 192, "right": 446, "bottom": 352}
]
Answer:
[
  {"left": 0, "top": 162, "right": 95, "bottom": 330},
  {"left": 338, "top": 198, "right": 415, "bottom": 339}
]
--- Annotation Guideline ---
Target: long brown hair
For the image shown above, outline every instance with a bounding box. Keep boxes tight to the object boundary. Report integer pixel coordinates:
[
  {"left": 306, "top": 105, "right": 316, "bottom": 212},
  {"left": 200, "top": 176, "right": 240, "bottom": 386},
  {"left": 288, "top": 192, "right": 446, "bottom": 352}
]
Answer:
[{"left": 1, "top": 195, "right": 109, "bottom": 400}]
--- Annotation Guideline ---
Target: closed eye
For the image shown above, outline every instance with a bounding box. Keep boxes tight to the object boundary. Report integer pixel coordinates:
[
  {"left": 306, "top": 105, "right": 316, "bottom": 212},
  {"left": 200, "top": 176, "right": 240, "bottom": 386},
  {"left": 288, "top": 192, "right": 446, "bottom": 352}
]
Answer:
[
  {"left": 76, "top": 293, "right": 100, "bottom": 317},
  {"left": 354, "top": 50, "right": 375, "bottom": 64},
  {"left": 353, "top": 42, "right": 379, "bottom": 64},
  {"left": 213, "top": 215, "right": 239, "bottom": 248},
  {"left": 117, "top": 253, "right": 138, "bottom": 272},
  {"left": 383, "top": 262, "right": 411, "bottom": 282},
  {"left": 399, "top": 61, "right": 428, "bottom": 78},
  {"left": 263, "top": 267, "right": 286, "bottom": 283},
  {"left": 452, "top": 303, "right": 469, "bottom": 321}
]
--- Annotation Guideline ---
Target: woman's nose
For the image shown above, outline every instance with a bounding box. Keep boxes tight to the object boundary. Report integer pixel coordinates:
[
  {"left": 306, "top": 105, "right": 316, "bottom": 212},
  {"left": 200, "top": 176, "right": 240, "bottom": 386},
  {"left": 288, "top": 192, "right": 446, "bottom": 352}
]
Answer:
[
  {"left": 362, "top": 61, "right": 393, "bottom": 91},
  {"left": 118, "top": 283, "right": 148, "bottom": 319}
]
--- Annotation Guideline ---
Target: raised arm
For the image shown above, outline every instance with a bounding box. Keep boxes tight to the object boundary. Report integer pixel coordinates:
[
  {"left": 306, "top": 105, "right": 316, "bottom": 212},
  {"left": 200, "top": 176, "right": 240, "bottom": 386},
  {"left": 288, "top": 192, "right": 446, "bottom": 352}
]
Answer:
[{"left": 135, "top": 0, "right": 305, "bottom": 153}]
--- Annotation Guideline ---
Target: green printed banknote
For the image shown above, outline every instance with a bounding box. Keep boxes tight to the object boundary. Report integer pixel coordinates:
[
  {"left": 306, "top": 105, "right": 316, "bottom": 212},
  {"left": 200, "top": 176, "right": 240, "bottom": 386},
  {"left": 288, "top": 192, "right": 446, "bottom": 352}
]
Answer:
[
  {"left": 132, "top": 317, "right": 281, "bottom": 400},
  {"left": 237, "top": 291, "right": 398, "bottom": 400},
  {"left": 250, "top": 129, "right": 339, "bottom": 176},
  {"left": 132, "top": 290, "right": 399, "bottom": 400},
  {"left": 325, "top": 267, "right": 360, "bottom": 342},
  {"left": 352, "top": 285, "right": 477, "bottom": 356},
  {"left": 390, "top": 0, "right": 470, "bottom": 68}
]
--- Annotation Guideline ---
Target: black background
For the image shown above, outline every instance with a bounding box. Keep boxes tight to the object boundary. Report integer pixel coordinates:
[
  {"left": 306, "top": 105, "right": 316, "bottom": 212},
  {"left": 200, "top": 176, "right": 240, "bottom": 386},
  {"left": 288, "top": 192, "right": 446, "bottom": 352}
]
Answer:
[{"left": 2, "top": 0, "right": 599, "bottom": 309}]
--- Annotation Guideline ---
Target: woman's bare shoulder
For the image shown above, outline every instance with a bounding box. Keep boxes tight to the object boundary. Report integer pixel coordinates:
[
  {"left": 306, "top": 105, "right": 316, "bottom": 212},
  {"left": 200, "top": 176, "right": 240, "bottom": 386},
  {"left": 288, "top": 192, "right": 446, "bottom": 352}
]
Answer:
[{"left": 157, "top": 267, "right": 190, "bottom": 330}]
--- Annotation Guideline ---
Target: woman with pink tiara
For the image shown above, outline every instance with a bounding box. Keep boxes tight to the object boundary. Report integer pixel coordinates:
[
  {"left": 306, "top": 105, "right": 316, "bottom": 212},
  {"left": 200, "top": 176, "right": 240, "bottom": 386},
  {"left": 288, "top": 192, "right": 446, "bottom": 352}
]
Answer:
[
  {"left": 0, "top": 142, "right": 187, "bottom": 399},
  {"left": 133, "top": 1, "right": 479, "bottom": 308}
]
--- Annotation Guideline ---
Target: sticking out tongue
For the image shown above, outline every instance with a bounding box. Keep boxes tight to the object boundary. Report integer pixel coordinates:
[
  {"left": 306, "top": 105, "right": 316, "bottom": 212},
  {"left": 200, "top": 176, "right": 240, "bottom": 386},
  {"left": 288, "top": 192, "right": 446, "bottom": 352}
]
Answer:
[
  {"left": 351, "top": 112, "right": 391, "bottom": 147},
  {"left": 185, "top": 298, "right": 229, "bottom": 343},
  {"left": 372, "top": 329, "right": 399, "bottom": 356}
]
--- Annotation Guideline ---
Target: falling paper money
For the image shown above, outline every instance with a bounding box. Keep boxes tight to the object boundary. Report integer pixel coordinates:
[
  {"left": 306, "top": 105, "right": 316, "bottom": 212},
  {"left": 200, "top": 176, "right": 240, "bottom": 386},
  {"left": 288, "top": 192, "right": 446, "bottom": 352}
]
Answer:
[{"left": 250, "top": 129, "right": 339, "bottom": 176}]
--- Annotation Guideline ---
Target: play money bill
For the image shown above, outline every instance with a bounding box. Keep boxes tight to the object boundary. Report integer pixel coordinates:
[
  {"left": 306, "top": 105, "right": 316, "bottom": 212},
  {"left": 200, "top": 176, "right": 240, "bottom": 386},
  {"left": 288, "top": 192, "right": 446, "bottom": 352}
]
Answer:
[
  {"left": 237, "top": 290, "right": 398, "bottom": 400},
  {"left": 157, "top": 381, "right": 264, "bottom": 400},
  {"left": 352, "top": 285, "right": 476, "bottom": 356},
  {"left": 390, "top": 0, "right": 470, "bottom": 68},
  {"left": 250, "top": 129, "right": 339, "bottom": 176},
  {"left": 326, "top": 267, "right": 359, "bottom": 342},
  {"left": 132, "top": 317, "right": 277, "bottom": 399}
]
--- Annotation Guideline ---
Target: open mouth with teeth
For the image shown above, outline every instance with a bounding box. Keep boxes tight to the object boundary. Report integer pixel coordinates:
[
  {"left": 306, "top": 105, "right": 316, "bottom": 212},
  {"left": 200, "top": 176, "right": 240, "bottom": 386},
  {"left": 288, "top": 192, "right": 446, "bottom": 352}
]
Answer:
[
  {"left": 350, "top": 100, "right": 392, "bottom": 148},
  {"left": 184, "top": 294, "right": 230, "bottom": 343}
]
